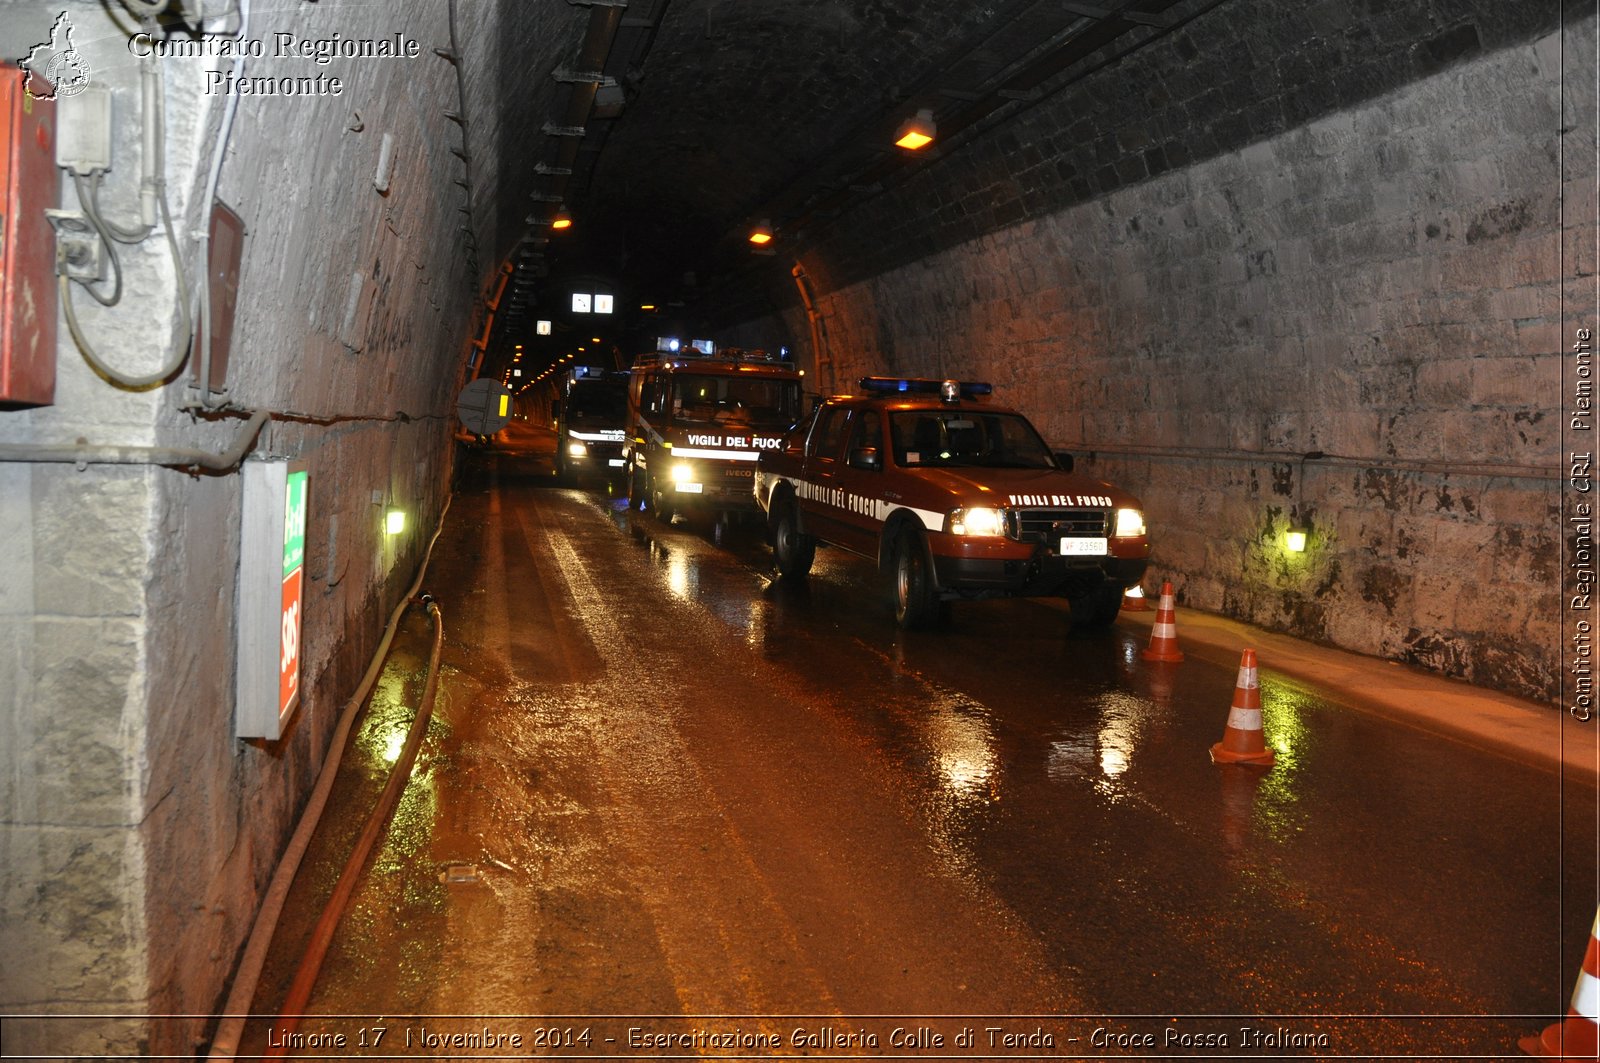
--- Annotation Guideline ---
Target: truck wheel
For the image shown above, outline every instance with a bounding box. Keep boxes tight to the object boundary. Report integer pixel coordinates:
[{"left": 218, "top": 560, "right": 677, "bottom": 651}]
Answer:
[
  {"left": 772, "top": 499, "right": 815, "bottom": 579},
  {"left": 626, "top": 466, "right": 646, "bottom": 510},
  {"left": 651, "top": 478, "right": 675, "bottom": 524},
  {"left": 1070, "top": 582, "right": 1123, "bottom": 632},
  {"left": 891, "top": 528, "right": 940, "bottom": 630}
]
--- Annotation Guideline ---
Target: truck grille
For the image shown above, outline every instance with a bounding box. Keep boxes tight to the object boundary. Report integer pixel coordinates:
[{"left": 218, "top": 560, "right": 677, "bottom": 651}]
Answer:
[{"left": 1007, "top": 508, "right": 1107, "bottom": 542}]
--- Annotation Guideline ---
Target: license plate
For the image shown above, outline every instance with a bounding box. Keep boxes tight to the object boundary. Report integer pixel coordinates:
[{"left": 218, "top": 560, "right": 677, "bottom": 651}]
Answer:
[{"left": 1059, "top": 537, "right": 1107, "bottom": 556}]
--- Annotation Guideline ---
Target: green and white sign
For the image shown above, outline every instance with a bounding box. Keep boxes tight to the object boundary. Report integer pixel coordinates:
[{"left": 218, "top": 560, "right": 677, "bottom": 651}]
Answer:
[
  {"left": 278, "top": 469, "right": 309, "bottom": 718},
  {"left": 283, "top": 470, "right": 308, "bottom": 576}
]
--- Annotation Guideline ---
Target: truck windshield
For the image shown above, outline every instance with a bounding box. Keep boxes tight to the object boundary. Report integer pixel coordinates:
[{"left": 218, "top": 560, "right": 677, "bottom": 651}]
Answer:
[
  {"left": 671, "top": 374, "right": 801, "bottom": 428},
  {"left": 567, "top": 380, "right": 626, "bottom": 422},
  {"left": 889, "top": 410, "right": 1056, "bottom": 469}
]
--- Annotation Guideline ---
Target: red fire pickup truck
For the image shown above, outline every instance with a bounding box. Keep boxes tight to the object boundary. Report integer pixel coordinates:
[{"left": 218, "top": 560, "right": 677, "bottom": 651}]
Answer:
[{"left": 754, "top": 377, "right": 1150, "bottom": 630}]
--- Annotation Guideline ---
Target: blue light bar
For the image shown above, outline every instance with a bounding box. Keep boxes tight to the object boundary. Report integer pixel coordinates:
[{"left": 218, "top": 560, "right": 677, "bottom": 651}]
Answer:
[{"left": 858, "top": 376, "right": 993, "bottom": 397}]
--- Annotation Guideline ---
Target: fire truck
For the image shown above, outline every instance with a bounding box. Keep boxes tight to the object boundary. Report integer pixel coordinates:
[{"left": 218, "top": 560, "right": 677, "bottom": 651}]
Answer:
[
  {"left": 554, "top": 365, "right": 629, "bottom": 483},
  {"left": 624, "top": 344, "right": 805, "bottom": 520},
  {"left": 754, "top": 377, "right": 1150, "bottom": 630}
]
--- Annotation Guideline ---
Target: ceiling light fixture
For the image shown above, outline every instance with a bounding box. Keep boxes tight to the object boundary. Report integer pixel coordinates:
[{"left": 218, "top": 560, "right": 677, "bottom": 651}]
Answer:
[
  {"left": 550, "top": 211, "right": 573, "bottom": 231},
  {"left": 894, "top": 108, "right": 936, "bottom": 150},
  {"left": 748, "top": 221, "right": 774, "bottom": 246}
]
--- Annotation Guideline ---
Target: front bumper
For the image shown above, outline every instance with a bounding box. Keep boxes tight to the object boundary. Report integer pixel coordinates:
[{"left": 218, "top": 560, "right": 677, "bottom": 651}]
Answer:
[
  {"left": 565, "top": 441, "right": 627, "bottom": 473},
  {"left": 929, "top": 535, "right": 1149, "bottom": 598},
  {"left": 665, "top": 466, "right": 761, "bottom": 509}
]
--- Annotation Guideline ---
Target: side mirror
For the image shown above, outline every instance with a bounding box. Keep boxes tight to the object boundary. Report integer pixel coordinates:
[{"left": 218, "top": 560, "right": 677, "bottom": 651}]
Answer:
[
  {"left": 1054, "top": 451, "right": 1074, "bottom": 473},
  {"left": 848, "top": 447, "right": 883, "bottom": 471}
]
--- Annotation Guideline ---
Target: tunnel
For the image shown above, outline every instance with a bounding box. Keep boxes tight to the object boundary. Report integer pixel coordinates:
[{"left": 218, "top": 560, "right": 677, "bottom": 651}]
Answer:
[{"left": 0, "top": 0, "right": 1592, "bottom": 1057}]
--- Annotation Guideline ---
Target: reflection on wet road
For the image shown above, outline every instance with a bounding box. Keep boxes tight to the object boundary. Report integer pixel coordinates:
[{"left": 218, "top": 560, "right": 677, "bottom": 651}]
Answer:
[{"left": 239, "top": 435, "right": 1596, "bottom": 1058}]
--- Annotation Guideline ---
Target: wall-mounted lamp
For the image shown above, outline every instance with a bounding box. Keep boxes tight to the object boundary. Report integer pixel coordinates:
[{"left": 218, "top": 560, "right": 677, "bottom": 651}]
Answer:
[
  {"left": 1286, "top": 451, "right": 1323, "bottom": 554},
  {"left": 894, "top": 108, "right": 936, "bottom": 150},
  {"left": 748, "top": 221, "right": 774, "bottom": 246},
  {"left": 386, "top": 509, "right": 407, "bottom": 535},
  {"left": 550, "top": 211, "right": 573, "bottom": 231}
]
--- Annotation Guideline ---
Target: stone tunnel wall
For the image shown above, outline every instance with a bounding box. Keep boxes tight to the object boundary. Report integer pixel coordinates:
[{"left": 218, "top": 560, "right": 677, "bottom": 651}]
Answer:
[
  {"left": 0, "top": 0, "right": 552, "bottom": 1056},
  {"left": 739, "top": 19, "right": 1585, "bottom": 705}
]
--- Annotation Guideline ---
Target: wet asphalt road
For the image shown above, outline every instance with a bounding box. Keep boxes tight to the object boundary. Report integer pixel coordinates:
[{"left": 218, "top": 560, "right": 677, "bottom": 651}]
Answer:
[{"left": 239, "top": 426, "right": 1598, "bottom": 1060}]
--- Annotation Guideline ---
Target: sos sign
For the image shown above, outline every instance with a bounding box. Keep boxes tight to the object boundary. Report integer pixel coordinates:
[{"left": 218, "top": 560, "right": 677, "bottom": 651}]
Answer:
[{"left": 238, "top": 460, "right": 310, "bottom": 739}]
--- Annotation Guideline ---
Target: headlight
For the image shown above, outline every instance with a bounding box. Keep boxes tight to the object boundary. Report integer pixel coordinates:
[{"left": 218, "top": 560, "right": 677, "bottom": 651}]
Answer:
[
  {"left": 1113, "top": 507, "right": 1146, "bottom": 537},
  {"left": 567, "top": 441, "right": 588, "bottom": 458},
  {"left": 670, "top": 461, "right": 696, "bottom": 484},
  {"left": 949, "top": 506, "right": 1005, "bottom": 536}
]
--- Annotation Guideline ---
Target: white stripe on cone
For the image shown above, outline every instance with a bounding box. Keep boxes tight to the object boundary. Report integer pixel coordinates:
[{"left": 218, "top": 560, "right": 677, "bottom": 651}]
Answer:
[
  {"left": 1226, "top": 707, "right": 1264, "bottom": 730},
  {"left": 1575, "top": 969, "right": 1600, "bottom": 1020}
]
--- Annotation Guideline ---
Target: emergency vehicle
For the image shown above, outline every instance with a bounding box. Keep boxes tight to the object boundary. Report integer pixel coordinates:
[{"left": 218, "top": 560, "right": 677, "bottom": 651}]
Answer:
[
  {"left": 624, "top": 345, "right": 805, "bottom": 520},
  {"left": 554, "top": 365, "right": 629, "bottom": 483},
  {"left": 754, "top": 377, "right": 1150, "bottom": 630}
]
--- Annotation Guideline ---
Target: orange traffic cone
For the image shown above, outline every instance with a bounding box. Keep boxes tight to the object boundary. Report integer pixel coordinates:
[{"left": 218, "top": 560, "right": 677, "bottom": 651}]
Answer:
[
  {"left": 1209, "top": 649, "right": 1275, "bottom": 766},
  {"left": 1520, "top": 908, "right": 1600, "bottom": 1060},
  {"left": 1139, "top": 581, "right": 1184, "bottom": 662},
  {"left": 1122, "top": 583, "right": 1151, "bottom": 612}
]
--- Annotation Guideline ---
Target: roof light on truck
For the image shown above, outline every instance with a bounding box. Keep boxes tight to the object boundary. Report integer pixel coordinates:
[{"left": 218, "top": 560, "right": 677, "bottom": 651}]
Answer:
[{"left": 858, "top": 377, "right": 993, "bottom": 399}]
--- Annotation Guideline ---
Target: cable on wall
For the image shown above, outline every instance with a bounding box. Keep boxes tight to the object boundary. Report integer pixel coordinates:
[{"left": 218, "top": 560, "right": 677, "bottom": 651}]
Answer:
[
  {"left": 0, "top": 405, "right": 452, "bottom": 471},
  {"left": 0, "top": 409, "right": 269, "bottom": 471},
  {"left": 57, "top": 43, "right": 196, "bottom": 390},
  {"left": 1064, "top": 441, "right": 1559, "bottom": 483},
  {"left": 61, "top": 170, "right": 194, "bottom": 388}
]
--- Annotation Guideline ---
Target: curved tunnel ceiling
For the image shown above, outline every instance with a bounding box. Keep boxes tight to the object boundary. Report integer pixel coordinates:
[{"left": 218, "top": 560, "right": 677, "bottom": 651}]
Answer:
[
  {"left": 487, "top": 0, "right": 1565, "bottom": 371},
  {"left": 570, "top": 0, "right": 1010, "bottom": 285},
  {"left": 497, "top": 0, "right": 1195, "bottom": 355}
]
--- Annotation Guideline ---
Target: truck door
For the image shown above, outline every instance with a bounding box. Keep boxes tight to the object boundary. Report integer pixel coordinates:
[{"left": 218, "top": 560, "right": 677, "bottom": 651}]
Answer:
[
  {"left": 830, "top": 408, "right": 888, "bottom": 556},
  {"left": 796, "top": 403, "right": 851, "bottom": 543}
]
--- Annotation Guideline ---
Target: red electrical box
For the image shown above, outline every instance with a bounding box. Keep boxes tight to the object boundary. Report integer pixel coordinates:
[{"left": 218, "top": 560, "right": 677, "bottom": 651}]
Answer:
[{"left": 1, "top": 63, "right": 58, "bottom": 407}]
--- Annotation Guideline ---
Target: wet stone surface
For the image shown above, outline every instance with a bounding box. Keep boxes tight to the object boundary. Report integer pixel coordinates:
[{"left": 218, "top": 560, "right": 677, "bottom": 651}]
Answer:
[{"left": 237, "top": 430, "right": 1595, "bottom": 1059}]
